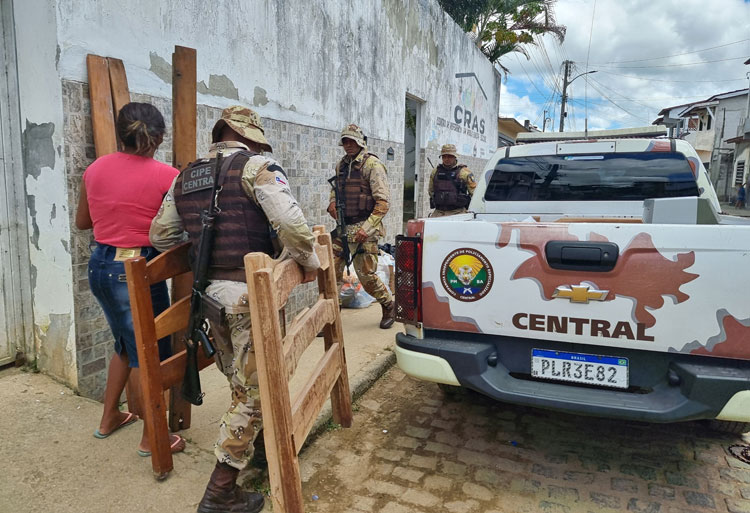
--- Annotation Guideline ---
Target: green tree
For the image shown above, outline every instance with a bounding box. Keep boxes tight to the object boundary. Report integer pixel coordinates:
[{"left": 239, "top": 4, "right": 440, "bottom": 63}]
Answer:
[{"left": 440, "top": 0, "right": 566, "bottom": 74}]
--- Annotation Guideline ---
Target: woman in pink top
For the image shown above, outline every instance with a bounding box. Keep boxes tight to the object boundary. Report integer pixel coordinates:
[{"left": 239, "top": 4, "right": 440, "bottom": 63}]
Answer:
[{"left": 76, "top": 102, "right": 185, "bottom": 456}]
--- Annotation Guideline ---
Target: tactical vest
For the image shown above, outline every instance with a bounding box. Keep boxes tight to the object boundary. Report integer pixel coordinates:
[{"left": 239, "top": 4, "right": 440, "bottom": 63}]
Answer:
[
  {"left": 433, "top": 164, "right": 470, "bottom": 211},
  {"left": 337, "top": 153, "right": 376, "bottom": 223},
  {"left": 174, "top": 151, "right": 274, "bottom": 281}
]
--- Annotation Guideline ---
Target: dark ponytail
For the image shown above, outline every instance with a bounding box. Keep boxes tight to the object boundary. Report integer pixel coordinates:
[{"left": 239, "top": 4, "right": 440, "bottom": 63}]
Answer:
[{"left": 116, "top": 102, "right": 166, "bottom": 156}]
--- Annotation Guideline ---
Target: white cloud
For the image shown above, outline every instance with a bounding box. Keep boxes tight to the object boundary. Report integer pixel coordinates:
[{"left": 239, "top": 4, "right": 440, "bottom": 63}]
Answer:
[{"left": 497, "top": 0, "right": 750, "bottom": 130}]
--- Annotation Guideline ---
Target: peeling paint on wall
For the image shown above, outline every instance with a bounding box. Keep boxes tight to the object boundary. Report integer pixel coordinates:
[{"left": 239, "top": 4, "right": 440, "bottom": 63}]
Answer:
[
  {"left": 36, "top": 312, "right": 75, "bottom": 385},
  {"left": 149, "top": 52, "right": 173, "bottom": 84},
  {"left": 253, "top": 86, "right": 269, "bottom": 107},
  {"left": 197, "top": 74, "right": 239, "bottom": 100},
  {"left": 26, "top": 195, "right": 40, "bottom": 251},
  {"left": 22, "top": 120, "right": 56, "bottom": 180}
]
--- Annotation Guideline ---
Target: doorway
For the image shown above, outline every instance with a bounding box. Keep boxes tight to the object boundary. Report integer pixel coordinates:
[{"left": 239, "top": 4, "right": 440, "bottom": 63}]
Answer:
[
  {"left": 0, "top": 1, "right": 32, "bottom": 366},
  {"left": 403, "top": 95, "right": 423, "bottom": 223}
]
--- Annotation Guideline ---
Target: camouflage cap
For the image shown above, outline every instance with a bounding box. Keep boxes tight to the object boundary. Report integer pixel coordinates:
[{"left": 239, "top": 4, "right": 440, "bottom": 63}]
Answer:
[
  {"left": 339, "top": 123, "right": 366, "bottom": 148},
  {"left": 440, "top": 144, "right": 458, "bottom": 158},
  {"left": 212, "top": 105, "right": 272, "bottom": 152}
]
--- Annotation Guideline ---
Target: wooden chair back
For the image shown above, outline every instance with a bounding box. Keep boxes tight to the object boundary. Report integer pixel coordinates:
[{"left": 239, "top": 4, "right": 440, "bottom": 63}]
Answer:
[
  {"left": 245, "top": 226, "right": 352, "bottom": 513},
  {"left": 124, "top": 242, "right": 214, "bottom": 479}
]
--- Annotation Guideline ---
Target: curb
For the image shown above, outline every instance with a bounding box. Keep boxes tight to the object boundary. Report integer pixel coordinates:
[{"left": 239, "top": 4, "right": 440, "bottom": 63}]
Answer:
[{"left": 301, "top": 349, "right": 397, "bottom": 450}]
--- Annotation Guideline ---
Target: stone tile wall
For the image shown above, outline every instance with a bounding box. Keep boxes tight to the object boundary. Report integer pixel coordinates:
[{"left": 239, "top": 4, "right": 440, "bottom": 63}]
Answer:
[{"left": 63, "top": 79, "right": 404, "bottom": 399}]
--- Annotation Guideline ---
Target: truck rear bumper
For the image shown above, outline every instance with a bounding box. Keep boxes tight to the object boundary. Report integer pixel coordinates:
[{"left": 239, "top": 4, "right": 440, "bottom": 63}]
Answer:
[{"left": 395, "top": 331, "right": 750, "bottom": 423}]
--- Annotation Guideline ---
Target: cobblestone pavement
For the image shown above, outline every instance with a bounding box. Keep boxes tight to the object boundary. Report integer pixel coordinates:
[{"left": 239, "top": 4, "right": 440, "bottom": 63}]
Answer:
[{"left": 299, "top": 368, "right": 750, "bottom": 513}]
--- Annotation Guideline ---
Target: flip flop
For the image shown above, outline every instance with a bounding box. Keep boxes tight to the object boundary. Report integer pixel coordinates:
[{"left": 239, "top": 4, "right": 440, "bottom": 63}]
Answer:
[
  {"left": 93, "top": 412, "right": 139, "bottom": 439},
  {"left": 137, "top": 434, "right": 186, "bottom": 457}
]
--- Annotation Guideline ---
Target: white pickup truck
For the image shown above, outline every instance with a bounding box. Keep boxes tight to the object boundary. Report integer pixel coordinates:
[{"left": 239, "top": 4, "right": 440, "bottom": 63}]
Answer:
[{"left": 394, "top": 129, "right": 750, "bottom": 432}]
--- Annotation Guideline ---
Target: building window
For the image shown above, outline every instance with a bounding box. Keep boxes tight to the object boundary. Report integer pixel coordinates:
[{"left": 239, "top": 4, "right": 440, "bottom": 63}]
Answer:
[
  {"left": 699, "top": 119, "right": 704, "bottom": 131},
  {"left": 736, "top": 161, "right": 746, "bottom": 186},
  {"left": 707, "top": 115, "right": 712, "bottom": 131}
]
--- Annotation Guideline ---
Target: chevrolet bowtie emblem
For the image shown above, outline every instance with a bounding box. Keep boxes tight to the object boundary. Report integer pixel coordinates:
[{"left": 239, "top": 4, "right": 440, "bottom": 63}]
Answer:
[{"left": 552, "top": 285, "right": 608, "bottom": 303}]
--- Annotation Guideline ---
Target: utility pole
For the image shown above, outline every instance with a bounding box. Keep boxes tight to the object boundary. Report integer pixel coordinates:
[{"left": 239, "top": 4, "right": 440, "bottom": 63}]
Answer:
[
  {"left": 542, "top": 110, "right": 548, "bottom": 131},
  {"left": 559, "top": 60, "right": 571, "bottom": 132}
]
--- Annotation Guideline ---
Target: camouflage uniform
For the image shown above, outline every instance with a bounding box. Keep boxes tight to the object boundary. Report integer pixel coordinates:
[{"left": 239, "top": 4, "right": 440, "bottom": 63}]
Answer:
[
  {"left": 329, "top": 125, "right": 392, "bottom": 311},
  {"left": 150, "top": 107, "right": 320, "bottom": 472},
  {"left": 429, "top": 144, "right": 477, "bottom": 217}
]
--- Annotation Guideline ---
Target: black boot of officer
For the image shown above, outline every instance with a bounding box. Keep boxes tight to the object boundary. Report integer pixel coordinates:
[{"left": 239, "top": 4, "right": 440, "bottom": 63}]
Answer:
[{"left": 197, "top": 462, "right": 264, "bottom": 513}]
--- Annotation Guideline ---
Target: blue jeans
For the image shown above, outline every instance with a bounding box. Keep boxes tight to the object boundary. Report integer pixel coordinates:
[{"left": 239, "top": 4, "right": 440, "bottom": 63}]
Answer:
[{"left": 87, "top": 243, "right": 171, "bottom": 367}]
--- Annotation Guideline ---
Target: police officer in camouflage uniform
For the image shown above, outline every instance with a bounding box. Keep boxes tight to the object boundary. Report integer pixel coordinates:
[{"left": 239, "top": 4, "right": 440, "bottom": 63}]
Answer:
[
  {"left": 327, "top": 124, "right": 395, "bottom": 329},
  {"left": 150, "top": 106, "right": 320, "bottom": 513},
  {"left": 429, "top": 143, "right": 478, "bottom": 217}
]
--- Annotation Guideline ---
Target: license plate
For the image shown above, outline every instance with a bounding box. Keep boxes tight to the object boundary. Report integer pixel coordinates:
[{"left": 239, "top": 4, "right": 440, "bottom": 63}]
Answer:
[{"left": 531, "top": 349, "right": 629, "bottom": 389}]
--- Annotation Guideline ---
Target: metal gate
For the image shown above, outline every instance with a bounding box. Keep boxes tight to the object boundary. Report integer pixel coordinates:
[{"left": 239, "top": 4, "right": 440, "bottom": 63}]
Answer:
[{"left": 0, "top": 1, "right": 32, "bottom": 367}]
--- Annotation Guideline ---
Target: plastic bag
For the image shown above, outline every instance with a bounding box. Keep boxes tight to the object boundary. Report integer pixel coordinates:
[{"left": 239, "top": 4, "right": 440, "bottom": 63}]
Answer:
[
  {"left": 377, "top": 253, "right": 395, "bottom": 295},
  {"left": 339, "top": 269, "right": 376, "bottom": 308}
]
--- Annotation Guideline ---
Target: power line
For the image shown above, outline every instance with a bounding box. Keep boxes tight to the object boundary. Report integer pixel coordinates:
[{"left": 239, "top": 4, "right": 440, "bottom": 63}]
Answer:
[
  {"left": 596, "top": 70, "right": 748, "bottom": 83},
  {"left": 598, "top": 38, "right": 750, "bottom": 64},
  {"left": 588, "top": 76, "right": 655, "bottom": 111},
  {"left": 595, "top": 55, "right": 748, "bottom": 69},
  {"left": 584, "top": 0, "right": 597, "bottom": 125},
  {"left": 587, "top": 81, "right": 651, "bottom": 123}
]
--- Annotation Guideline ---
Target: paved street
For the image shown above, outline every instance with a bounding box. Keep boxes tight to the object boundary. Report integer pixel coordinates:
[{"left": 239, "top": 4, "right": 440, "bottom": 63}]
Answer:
[{"left": 300, "top": 368, "right": 750, "bottom": 513}]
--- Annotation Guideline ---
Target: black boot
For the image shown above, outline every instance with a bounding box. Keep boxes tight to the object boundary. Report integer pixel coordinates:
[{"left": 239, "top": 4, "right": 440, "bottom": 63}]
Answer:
[
  {"left": 197, "top": 462, "right": 265, "bottom": 513},
  {"left": 379, "top": 301, "right": 395, "bottom": 329}
]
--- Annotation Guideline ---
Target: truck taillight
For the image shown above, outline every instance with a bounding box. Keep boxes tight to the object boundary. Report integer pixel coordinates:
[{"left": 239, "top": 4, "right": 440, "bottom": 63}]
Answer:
[{"left": 395, "top": 235, "right": 421, "bottom": 325}]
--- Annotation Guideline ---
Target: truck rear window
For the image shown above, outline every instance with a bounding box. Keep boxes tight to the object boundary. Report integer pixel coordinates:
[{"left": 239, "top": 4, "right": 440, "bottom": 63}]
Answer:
[{"left": 485, "top": 152, "right": 699, "bottom": 201}]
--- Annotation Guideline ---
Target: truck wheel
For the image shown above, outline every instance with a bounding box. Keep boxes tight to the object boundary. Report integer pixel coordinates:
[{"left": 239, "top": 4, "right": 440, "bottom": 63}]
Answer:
[
  {"left": 438, "top": 383, "right": 467, "bottom": 398},
  {"left": 707, "top": 420, "right": 750, "bottom": 434}
]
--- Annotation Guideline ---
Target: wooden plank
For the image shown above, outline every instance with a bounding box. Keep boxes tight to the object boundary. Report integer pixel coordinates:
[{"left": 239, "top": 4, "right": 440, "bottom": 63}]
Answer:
[
  {"left": 273, "top": 243, "right": 330, "bottom": 308},
  {"left": 158, "top": 345, "right": 214, "bottom": 391},
  {"left": 154, "top": 295, "right": 190, "bottom": 340},
  {"left": 147, "top": 242, "right": 192, "bottom": 284},
  {"left": 169, "top": 270, "right": 195, "bottom": 432},
  {"left": 106, "top": 58, "right": 130, "bottom": 122},
  {"left": 172, "top": 46, "right": 196, "bottom": 171},
  {"left": 291, "top": 345, "right": 342, "bottom": 451},
  {"left": 273, "top": 259, "right": 303, "bottom": 308},
  {"left": 125, "top": 256, "right": 172, "bottom": 479},
  {"left": 283, "top": 298, "right": 337, "bottom": 379},
  {"left": 86, "top": 54, "right": 117, "bottom": 157},
  {"left": 245, "top": 253, "right": 305, "bottom": 513},
  {"left": 316, "top": 232, "right": 353, "bottom": 428}
]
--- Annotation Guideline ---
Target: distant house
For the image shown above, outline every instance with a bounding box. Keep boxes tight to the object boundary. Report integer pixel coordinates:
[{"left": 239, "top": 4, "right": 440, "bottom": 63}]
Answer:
[
  {"left": 654, "top": 88, "right": 749, "bottom": 200},
  {"left": 497, "top": 117, "right": 535, "bottom": 147}
]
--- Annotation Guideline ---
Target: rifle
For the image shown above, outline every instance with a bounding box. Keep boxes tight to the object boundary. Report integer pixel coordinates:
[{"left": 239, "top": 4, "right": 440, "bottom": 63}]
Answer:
[
  {"left": 328, "top": 173, "right": 362, "bottom": 271},
  {"left": 181, "top": 151, "right": 226, "bottom": 406}
]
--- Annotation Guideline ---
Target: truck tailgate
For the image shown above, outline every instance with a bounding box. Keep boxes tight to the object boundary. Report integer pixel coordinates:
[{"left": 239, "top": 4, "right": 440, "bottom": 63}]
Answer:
[{"left": 420, "top": 219, "right": 750, "bottom": 360}]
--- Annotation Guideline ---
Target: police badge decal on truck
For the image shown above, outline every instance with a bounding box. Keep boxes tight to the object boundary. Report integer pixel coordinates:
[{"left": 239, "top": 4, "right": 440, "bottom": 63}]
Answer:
[{"left": 440, "top": 248, "right": 494, "bottom": 302}]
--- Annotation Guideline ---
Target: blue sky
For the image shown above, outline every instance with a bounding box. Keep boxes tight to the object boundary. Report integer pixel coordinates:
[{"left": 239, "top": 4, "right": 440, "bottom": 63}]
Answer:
[{"left": 498, "top": 0, "right": 750, "bottom": 131}]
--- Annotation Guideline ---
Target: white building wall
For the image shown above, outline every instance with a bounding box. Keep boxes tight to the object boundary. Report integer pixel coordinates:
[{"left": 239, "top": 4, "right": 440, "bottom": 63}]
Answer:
[
  {"left": 54, "top": 0, "right": 499, "bottom": 159},
  {"left": 13, "top": 0, "right": 78, "bottom": 386}
]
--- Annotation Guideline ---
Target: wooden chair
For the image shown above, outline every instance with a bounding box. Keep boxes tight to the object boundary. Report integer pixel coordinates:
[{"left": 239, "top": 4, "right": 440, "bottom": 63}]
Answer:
[
  {"left": 124, "top": 242, "right": 214, "bottom": 479},
  {"left": 245, "top": 227, "right": 353, "bottom": 513}
]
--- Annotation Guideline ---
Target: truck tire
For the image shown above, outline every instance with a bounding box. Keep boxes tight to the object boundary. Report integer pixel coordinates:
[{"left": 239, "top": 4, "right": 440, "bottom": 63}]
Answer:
[
  {"left": 438, "top": 383, "right": 468, "bottom": 398},
  {"left": 707, "top": 420, "right": 750, "bottom": 434}
]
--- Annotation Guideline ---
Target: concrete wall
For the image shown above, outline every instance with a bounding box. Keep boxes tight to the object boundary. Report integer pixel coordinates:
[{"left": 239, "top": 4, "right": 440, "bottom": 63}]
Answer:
[
  {"left": 15, "top": 0, "right": 499, "bottom": 397},
  {"left": 54, "top": 0, "right": 499, "bottom": 160},
  {"left": 14, "top": 0, "right": 78, "bottom": 387}
]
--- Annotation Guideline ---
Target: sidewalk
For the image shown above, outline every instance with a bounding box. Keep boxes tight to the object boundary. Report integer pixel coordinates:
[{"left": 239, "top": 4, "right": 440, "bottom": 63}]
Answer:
[
  {"left": 720, "top": 202, "right": 750, "bottom": 217},
  {"left": 0, "top": 305, "right": 396, "bottom": 513}
]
